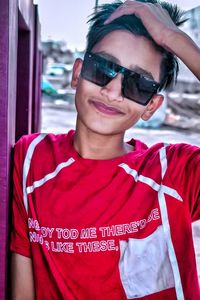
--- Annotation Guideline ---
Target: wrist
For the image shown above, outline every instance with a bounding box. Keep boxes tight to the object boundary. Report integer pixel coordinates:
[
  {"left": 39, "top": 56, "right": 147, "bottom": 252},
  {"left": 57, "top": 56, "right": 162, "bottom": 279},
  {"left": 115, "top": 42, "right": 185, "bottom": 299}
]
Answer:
[{"left": 161, "top": 28, "right": 185, "bottom": 54}]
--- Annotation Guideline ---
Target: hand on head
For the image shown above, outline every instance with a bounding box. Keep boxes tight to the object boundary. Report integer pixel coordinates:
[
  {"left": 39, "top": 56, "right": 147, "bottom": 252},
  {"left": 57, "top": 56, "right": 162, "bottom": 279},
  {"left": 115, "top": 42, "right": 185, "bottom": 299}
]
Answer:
[
  {"left": 103, "top": 0, "right": 200, "bottom": 80},
  {"left": 104, "top": 0, "right": 182, "bottom": 49}
]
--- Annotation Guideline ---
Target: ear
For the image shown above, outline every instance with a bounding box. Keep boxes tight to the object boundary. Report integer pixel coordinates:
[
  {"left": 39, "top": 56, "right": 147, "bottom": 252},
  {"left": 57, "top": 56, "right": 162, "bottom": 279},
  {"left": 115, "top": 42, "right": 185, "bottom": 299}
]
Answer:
[
  {"left": 71, "top": 58, "right": 83, "bottom": 89},
  {"left": 141, "top": 94, "right": 164, "bottom": 121}
]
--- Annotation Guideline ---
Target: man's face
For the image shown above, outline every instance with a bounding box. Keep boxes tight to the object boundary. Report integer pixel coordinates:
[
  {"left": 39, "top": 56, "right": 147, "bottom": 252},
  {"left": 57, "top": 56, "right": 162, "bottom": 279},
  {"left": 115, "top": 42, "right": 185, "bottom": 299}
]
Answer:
[{"left": 71, "top": 30, "right": 163, "bottom": 136}]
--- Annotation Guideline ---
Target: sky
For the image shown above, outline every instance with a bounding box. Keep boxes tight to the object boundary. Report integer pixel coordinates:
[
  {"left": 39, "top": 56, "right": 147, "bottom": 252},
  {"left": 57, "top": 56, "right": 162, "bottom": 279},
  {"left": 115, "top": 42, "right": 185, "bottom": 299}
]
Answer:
[{"left": 34, "top": 0, "right": 200, "bottom": 50}]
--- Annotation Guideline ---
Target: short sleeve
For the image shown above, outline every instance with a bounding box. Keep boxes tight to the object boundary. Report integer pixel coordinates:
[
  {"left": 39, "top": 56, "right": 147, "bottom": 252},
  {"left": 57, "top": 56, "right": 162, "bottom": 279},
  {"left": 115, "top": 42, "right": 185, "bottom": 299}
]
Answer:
[
  {"left": 10, "top": 135, "right": 39, "bottom": 257},
  {"left": 167, "top": 143, "right": 200, "bottom": 222}
]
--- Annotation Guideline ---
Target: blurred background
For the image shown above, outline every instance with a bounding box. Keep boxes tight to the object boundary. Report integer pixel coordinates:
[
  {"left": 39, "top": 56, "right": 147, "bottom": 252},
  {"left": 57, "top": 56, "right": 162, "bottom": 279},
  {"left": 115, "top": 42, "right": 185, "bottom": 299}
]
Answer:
[{"left": 34, "top": 0, "right": 200, "bottom": 139}]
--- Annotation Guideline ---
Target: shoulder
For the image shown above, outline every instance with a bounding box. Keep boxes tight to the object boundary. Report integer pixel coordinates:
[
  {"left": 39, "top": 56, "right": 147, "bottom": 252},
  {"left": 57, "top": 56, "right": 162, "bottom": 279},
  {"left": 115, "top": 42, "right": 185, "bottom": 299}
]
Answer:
[
  {"left": 15, "top": 133, "right": 46, "bottom": 152},
  {"left": 163, "top": 143, "right": 200, "bottom": 188},
  {"left": 165, "top": 143, "right": 200, "bottom": 164},
  {"left": 15, "top": 131, "right": 74, "bottom": 154},
  {"left": 141, "top": 141, "right": 200, "bottom": 160},
  {"left": 131, "top": 140, "right": 199, "bottom": 173},
  {"left": 13, "top": 131, "right": 74, "bottom": 180},
  {"left": 13, "top": 131, "right": 74, "bottom": 169}
]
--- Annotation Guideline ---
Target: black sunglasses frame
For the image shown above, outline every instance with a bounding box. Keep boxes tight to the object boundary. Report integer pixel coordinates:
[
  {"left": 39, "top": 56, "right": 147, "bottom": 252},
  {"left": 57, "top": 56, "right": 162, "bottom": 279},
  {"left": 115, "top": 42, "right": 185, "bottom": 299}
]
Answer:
[{"left": 81, "top": 52, "right": 161, "bottom": 106}]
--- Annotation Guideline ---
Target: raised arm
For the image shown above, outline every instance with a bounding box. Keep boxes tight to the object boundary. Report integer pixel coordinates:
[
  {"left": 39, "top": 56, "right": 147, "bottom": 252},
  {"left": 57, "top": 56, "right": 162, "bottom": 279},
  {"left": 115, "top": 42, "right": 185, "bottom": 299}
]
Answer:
[
  {"left": 105, "top": 0, "right": 200, "bottom": 80},
  {"left": 11, "top": 253, "right": 35, "bottom": 300}
]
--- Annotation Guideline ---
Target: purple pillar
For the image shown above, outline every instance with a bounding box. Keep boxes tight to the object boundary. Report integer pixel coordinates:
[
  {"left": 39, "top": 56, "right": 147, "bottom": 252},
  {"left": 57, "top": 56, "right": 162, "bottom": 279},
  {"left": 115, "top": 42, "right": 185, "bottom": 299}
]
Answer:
[
  {"left": 0, "top": 0, "right": 41, "bottom": 298},
  {"left": 0, "top": 0, "right": 18, "bottom": 298}
]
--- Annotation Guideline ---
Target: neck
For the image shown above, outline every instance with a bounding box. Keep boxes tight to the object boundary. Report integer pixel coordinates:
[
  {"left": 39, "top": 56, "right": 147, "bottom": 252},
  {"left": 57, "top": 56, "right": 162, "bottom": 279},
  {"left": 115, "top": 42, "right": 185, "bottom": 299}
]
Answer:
[{"left": 74, "top": 120, "right": 132, "bottom": 160}]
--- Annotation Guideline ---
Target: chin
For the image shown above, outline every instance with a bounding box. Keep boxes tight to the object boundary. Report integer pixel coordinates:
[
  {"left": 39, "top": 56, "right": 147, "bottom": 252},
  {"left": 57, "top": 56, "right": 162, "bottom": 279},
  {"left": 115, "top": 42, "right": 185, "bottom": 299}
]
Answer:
[
  {"left": 84, "top": 120, "right": 127, "bottom": 136},
  {"left": 77, "top": 109, "right": 138, "bottom": 136}
]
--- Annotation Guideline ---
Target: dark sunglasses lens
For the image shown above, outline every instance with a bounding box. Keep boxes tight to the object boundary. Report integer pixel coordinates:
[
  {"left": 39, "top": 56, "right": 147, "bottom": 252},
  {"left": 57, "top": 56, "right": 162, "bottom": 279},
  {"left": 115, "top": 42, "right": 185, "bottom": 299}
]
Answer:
[
  {"left": 81, "top": 53, "right": 159, "bottom": 105},
  {"left": 123, "top": 75, "right": 158, "bottom": 105},
  {"left": 81, "top": 54, "right": 114, "bottom": 86}
]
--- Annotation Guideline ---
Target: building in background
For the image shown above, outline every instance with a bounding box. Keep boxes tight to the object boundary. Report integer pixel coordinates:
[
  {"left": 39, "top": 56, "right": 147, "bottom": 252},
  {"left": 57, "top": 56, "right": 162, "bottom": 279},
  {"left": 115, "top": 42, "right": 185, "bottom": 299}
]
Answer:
[
  {"left": 178, "top": 5, "right": 200, "bottom": 86},
  {"left": 165, "top": 5, "right": 200, "bottom": 131},
  {"left": 184, "top": 5, "right": 200, "bottom": 46}
]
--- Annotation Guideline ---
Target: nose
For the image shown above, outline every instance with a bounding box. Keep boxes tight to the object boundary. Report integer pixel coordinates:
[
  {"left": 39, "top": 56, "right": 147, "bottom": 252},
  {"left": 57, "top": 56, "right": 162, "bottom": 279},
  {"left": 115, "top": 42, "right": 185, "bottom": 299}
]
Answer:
[{"left": 100, "top": 73, "right": 124, "bottom": 102}]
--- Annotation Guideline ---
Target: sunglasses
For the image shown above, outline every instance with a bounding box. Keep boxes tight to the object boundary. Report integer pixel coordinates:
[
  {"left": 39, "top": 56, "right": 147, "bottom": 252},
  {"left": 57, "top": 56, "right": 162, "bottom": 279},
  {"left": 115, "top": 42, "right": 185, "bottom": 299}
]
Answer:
[{"left": 81, "top": 52, "right": 161, "bottom": 106}]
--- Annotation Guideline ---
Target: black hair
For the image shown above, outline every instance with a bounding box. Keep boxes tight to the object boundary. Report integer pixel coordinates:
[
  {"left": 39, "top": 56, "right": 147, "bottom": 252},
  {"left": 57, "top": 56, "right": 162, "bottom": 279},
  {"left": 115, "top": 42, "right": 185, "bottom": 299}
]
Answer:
[{"left": 86, "top": 0, "right": 187, "bottom": 90}]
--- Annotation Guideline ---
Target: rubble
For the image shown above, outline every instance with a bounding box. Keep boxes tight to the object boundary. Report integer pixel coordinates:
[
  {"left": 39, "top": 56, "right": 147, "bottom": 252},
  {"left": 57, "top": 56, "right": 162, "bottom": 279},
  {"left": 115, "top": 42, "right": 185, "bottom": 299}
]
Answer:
[{"left": 165, "top": 92, "right": 200, "bottom": 131}]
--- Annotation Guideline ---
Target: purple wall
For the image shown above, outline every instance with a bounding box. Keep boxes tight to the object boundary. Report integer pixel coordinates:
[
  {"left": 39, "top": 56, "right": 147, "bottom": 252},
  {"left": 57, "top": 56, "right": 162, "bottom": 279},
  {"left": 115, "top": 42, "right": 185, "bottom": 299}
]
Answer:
[
  {"left": 0, "top": 0, "right": 41, "bottom": 298},
  {"left": 0, "top": 1, "right": 18, "bottom": 299}
]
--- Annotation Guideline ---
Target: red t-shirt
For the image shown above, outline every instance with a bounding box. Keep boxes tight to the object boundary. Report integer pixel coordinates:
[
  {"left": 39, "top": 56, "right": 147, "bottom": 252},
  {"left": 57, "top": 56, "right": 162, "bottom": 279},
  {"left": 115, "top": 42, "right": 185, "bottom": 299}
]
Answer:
[{"left": 11, "top": 130, "right": 200, "bottom": 300}]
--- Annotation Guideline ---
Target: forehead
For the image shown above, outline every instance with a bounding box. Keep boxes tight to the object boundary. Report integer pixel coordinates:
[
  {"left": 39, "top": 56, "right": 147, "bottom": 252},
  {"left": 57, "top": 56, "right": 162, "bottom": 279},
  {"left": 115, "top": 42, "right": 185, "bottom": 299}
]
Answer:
[{"left": 92, "top": 30, "right": 162, "bottom": 81}]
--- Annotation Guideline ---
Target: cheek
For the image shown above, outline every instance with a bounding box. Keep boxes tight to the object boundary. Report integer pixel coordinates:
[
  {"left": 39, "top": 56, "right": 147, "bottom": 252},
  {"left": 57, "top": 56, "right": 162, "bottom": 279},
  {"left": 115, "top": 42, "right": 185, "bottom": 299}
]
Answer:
[
  {"left": 119, "top": 103, "right": 146, "bottom": 130},
  {"left": 116, "top": 108, "right": 145, "bottom": 132},
  {"left": 126, "top": 102, "right": 146, "bottom": 121},
  {"left": 75, "top": 79, "right": 97, "bottom": 103},
  {"left": 74, "top": 81, "right": 90, "bottom": 109}
]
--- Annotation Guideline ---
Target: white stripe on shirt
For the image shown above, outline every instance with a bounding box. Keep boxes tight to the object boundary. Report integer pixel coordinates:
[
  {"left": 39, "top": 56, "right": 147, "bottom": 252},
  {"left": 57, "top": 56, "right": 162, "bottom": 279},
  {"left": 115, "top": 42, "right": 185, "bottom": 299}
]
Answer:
[
  {"left": 158, "top": 146, "right": 184, "bottom": 300},
  {"left": 26, "top": 158, "right": 75, "bottom": 194},
  {"left": 119, "top": 145, "right": 184, "bottom": 299},
  {"left": 23, "top": 134, "right": 47, "bottom": 212}
]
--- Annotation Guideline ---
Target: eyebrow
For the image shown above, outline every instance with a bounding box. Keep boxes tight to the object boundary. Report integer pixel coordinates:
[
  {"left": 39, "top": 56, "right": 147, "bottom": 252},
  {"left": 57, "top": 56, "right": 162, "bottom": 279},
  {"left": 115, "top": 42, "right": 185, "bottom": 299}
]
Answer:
[
  {"left": 131, "top": 66, "right": 154, "bottom": 80},
  {"left": 95, "top": 51, "right": 155, "bottom": 80}
]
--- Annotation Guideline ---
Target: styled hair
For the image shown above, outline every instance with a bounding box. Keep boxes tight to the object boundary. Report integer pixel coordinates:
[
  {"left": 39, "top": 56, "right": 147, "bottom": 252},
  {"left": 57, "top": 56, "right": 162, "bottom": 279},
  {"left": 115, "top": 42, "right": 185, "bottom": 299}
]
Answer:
[{"left": 86, "top": 0, "right": 187, "bottom": 90}]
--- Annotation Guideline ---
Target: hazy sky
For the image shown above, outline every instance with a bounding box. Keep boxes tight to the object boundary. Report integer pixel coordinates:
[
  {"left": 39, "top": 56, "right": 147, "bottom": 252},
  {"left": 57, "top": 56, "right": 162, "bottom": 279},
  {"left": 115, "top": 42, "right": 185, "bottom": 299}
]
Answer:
[{"left": 34, "top": 0, "right": 200, "bottom": 50}]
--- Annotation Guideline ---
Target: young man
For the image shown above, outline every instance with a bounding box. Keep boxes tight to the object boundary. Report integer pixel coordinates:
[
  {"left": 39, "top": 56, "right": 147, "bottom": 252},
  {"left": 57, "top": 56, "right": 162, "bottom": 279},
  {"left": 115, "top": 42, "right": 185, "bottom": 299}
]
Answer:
[{"left": 11, "top": 0, "right": 200, "bottom": 299}]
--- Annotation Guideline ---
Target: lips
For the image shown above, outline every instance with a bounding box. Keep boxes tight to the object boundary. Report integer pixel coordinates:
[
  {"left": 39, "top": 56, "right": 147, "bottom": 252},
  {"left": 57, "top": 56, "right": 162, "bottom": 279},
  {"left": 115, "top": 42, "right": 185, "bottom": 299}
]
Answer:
[{"left": 89, "top": 100, "right": 124, "bottom": 116}]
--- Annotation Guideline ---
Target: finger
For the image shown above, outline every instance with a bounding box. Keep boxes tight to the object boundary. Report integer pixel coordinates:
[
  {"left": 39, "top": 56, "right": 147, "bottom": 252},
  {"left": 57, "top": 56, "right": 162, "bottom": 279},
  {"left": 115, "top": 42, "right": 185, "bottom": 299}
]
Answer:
[
  {"left": 104, "top": 1, "right": 140, "bottom": 24},
  {"left": 104, "top": 3, "right": 169, "bottom": 27}
]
